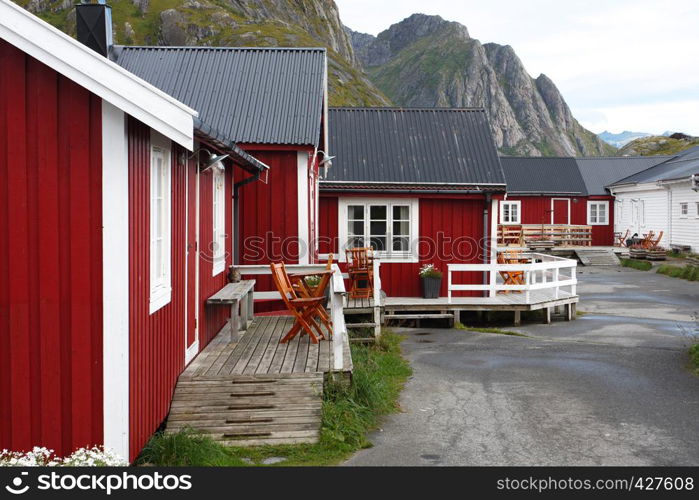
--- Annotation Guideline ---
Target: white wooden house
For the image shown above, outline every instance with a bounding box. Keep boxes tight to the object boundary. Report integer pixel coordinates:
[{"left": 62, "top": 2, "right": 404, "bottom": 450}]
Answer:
[{"left": 610, "top": 146, "right": 699, "bottom": 251}]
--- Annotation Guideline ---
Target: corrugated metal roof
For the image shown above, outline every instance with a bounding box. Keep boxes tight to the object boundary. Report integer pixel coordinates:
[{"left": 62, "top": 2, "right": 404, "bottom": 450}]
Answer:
[
  {"left": 322, "top": 108, "right": 506, "bottom": 187},
  {"left": 611, "top": 146, "right": 699, "bottom": 185},
  {"left": 576, "top": 156, "right": 672, "bottom": 195},
  {"left": 500, "top": 157, "right": 587, "bottom": 195},
  {"left": 112, "top": 46, "right": 326, "bottom": 147}
]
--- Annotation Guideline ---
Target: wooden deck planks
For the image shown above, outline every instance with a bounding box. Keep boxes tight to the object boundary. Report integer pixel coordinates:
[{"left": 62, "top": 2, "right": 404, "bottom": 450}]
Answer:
[{"left": 180, "top": 315, "right": 342, "bottom": 379}]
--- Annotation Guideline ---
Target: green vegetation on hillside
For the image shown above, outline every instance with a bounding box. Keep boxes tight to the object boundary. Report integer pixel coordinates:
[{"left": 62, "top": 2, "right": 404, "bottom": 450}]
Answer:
[
  {"left": 619, "top": 135, "right": 699, "bottom": 156},
  {"left": 137, "top": 331, "right": 411, "bottom": 466}
]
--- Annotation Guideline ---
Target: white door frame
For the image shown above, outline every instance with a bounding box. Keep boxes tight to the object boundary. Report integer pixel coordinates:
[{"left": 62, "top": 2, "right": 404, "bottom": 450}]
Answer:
[
  {"left": 550, "top": 198, "right": 571, "bottom": 224},
  {"left": 185, "top": 160, "right": 200, "bottom": 364}
]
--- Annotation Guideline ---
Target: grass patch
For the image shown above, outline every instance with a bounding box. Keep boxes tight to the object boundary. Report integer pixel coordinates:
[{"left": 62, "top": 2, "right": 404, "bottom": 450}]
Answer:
[
  {"left": 136, "top": 331, "right": 411, "bottom": 466},
  {"left": 689, "top": 344, "right": 699, "bottom": 376},
  {"left": 455, "top": 322, "right": 528, "bottom": 337},
  {"left": 620, "top": 258, "right": 653, "bottom": 271},
  {"left": 656, "top": 264, "right": 699, "bottom": 281}
]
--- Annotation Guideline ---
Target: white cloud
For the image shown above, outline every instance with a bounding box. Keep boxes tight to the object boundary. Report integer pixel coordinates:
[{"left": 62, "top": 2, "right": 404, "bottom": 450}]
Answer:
[{"left": 336, "top": 0, "right": 699, "bottom": 135}]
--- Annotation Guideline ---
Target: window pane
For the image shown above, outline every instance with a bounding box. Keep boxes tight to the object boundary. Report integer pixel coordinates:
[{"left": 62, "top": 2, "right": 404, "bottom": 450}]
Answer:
[
  {"left": 393, "top": 220, "right": 409, "bottom": 236},
  {"left": 511, "top": 204, "right": 518, "bottom": 219},
  {"left": 155, "top": 239, "right": 163, "bottom": 281},
  {"left": 503, "top": 204, "right": 510, "bottom": 222},
  {"left": 349, "top": 221, "right": 364, "bottom": 236},
  {"left": 348, "top": 205, "right": 364, "bottom": 220},
  {"left": 392, "top": 236, "right": 409, "bottom": 251},
  {"left": 370, "top": 205, "right": 387, "bottom": 220},
  {"left": 370, "top": 236, "right": 386, "bottom": 251},
  {"left": 393, "top": 205, "right": 409, "bottom": 220},
  {"left": 370, "top": 220, "right": 387, "bottom": 236},
  {"left": 348, "top": 236, "right": 364, "bottom": 248}
]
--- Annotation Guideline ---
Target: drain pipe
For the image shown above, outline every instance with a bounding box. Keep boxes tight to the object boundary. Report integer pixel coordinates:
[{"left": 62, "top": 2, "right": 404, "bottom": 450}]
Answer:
[
  {"left": 233, "top": 171, "right": 262, "bottom": 266},
  {"left": 483, "top": 193, "right": 492, "bottom": 297}
]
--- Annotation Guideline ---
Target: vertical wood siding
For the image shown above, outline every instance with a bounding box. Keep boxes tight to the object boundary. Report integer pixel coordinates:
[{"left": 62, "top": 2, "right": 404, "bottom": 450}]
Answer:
[
  {"left": 128, "top": 119, "right": 187, "bottom": 461},
  {"left": 0, "top": 40, "right": 103, "bottom": 456},
  {"left": 238, "top": 150, "right": 299, "bottom": 300},
  {"left": 318, "top": 193, "right": 485, "bottom": 297}
]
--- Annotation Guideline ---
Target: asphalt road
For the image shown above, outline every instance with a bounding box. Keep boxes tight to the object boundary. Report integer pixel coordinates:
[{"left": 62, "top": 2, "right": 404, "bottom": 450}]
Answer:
[{"left": 344, "top": 267, "right": 699, "bottom": 466}]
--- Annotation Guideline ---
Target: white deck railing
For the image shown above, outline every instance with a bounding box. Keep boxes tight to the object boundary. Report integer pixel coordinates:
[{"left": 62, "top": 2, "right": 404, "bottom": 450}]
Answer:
[
  {"left": 234, "top": 263, "right": 347, "bottom": 371},
  {"left": 447, "top": 253, "right": 577, "bottom": 303}
]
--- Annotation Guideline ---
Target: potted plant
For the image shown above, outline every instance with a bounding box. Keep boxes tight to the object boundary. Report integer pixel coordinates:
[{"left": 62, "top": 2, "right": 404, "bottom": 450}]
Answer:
[{"left": 419, "top": 264, "right": 442, "bottom": 299}]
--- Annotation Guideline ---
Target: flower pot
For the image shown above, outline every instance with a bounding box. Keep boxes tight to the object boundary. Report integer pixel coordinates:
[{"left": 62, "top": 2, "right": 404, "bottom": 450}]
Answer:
[{"left": 421, "top": 276, "right": 441, "bottom": 299}]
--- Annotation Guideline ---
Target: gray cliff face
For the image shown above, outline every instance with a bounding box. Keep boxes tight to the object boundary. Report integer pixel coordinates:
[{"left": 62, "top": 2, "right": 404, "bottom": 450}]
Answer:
[{"left": 350, "top": 14, "right": 614, "bottom": 156}]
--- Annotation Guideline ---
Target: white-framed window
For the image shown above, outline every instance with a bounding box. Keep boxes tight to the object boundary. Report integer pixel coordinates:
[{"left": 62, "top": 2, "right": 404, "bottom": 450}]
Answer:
[
  {"left": 587, "top": 200, "right": 609, "bottom": 225},
  {"left": 212, "top": 164, "right": 226, "bottom": 276},
  {"left": 339, "top": 198, "right": 419, "bottom": 262},
  {"left": 149, "top": 132, "right": 172, "bottom": 314},
  {"left": 695, "top": 202, "right": 699, "bottom": 218},
  {"left": 500, "top": 201, "right": 521, "bottom": 224},
  {"left": 680, "top": 202, "right": 689, "bottom": 218}
]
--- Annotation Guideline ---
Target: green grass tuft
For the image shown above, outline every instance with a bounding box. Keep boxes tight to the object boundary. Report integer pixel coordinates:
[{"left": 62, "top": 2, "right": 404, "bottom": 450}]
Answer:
[
  {"left": 689, "top": 344, "right": 699, "bottom": 376},
  {"left": 620, "top": 258, "right": 653, "bottom": 271},
  {"left": 657, "top": 264, "right": 699, "bottom": 281},
  {"left": 136, "top": 331, "right": 411, "bottom": 466}
]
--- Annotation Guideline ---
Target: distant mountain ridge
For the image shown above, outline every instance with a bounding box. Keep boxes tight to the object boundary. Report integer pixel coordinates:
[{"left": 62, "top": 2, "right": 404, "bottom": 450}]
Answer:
[
  {"left": 347, "top": 14, "right": 616, "bottom": 157},
  {"left": 598, "top": 130, "right": 653, "bottom": 148},
  {"left": 619, "top": 134, "right": 699, "bottom": 156}
]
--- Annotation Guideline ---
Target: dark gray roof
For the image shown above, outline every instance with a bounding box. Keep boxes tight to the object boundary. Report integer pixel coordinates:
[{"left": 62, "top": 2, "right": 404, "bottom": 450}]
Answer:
[
  {"left": 575, "top": 156, "right": 672, "bottom": 195},
  {"left": 322, "top": 107, "right": 506, "bottom": 188},
  {"left": 112, "top": 46, "right": 326, "bottom": 147},
  {"left": 611, "top": 146, "right": 699, "bottom": 185},
  {"left": 500, "top": 157, "right": 587, "bottom": 195}
]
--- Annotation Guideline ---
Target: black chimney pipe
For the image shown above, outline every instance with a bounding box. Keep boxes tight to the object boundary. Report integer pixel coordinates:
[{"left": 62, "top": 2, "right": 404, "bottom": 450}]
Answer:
[{"left": 75, "top": 1, "right": 113, "bottom": 58}]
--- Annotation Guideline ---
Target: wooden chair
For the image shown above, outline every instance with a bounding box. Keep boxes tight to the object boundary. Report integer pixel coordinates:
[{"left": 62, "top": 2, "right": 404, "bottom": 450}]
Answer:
[
  {"left": 615, "top": 229, "right": 630, "bottom": 247},
  {"left": 290, "top": 254, "right": 334, "bottom": 335},
  {"left": 346, "top": 247, "right": 374, "bottom": 299},
  {"left": 496, "top": 251, "right": 525, "bottom": 294},
  {"left": 270, "top": 262, "right": 326, "bottom": 344},
  {"left": 646, "top": 230, "right": 663, "bottom": 248}
]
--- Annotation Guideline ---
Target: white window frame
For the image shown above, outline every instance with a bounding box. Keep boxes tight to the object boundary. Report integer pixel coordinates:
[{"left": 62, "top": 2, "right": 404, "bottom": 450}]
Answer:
[
  {"left": 212, "top": 164, "right": 226, "bottom": 276},
  {"left": 500, "top": 200, "right": 521, "bottom": 224},
  {"left": 680, "top": 202, "right": 689, "bottom": 218},
  {"left": 149, "top": 131, "right": 172, "bottom": 314},
  {"left": 695, "top": 202, "right": 699, "bottom": 219},
  {"left": 587, "top": 200, "right": 609, "bottom": 225},
  {"left": 338, "top": 198, "right": 419, "bottom": 263}
]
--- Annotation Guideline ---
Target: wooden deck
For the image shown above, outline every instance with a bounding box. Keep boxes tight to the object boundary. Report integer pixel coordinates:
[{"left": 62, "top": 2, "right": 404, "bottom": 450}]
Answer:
[
  {"left": 181, "top": 315, "right": 352, "bottom": 380},
  {"left": 166, "top": 315, "right": 352, "bottom": 446}
]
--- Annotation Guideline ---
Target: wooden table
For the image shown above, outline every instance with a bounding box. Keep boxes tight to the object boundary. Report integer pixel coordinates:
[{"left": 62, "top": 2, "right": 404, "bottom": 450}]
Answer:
[{"left": 207, "top": 280, "right": 255, "bottom": 342}]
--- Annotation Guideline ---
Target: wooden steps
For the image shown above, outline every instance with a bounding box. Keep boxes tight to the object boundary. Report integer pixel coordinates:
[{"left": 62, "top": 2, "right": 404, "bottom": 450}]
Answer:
[
  {"left": 575, "top": 248, "right": 620, "bottom": 266},
  {"left": 166, "top": 372, "right": 324, "bottom": 447}
]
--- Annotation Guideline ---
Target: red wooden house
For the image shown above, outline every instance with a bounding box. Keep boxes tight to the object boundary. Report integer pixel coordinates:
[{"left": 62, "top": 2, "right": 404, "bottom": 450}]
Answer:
[
  {"left": 319, "top": 107, "right": 507, "bottom": 297},
  {"left": 499, "top": 156, "right": 669, "bottom": 247},
  {"left": 0, "top": 1, "right": 327, "bottom": 462}
]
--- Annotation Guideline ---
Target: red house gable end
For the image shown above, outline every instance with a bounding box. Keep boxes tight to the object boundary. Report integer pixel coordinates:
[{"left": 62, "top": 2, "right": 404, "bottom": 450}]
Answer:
[{"left": 0, "top": 39, "right": 104, "bottom": 456}]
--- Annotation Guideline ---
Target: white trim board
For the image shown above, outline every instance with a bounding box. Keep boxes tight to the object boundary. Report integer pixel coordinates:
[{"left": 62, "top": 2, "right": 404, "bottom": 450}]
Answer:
[
  {"left": 0, "top": 0, "right": 195, "bottom": 149},
  {"left": 297, "top": 151, "right": 310, "bottom": 265},
  {"left": 101, "top": 102, "right": 130, "bottom": 462}
]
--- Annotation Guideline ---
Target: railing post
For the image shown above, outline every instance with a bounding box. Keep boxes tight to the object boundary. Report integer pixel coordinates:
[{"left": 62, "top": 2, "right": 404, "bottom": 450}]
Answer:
[
  {"left": 571, "top": 265, "right": 577, "bottom": 297},
  {"left": 489, "top": 261, "right": 497, "bottom": 298},
  {"left": 372, "top": 258, "right": 381, "bottom": 308},
  {"left": 330, "top": 265, "right": 347, "bottom": 372},
  {"left": 553, "top": 267, "right": 559, "bottom": 299},
  {"left": 447, "top": 265, "right": 452, "bottom": 303}
]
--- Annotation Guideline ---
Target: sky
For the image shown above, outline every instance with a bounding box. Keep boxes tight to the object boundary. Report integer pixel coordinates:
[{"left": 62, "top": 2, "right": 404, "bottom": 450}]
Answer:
[{"left": 335, "top": 0, "right": 699, "bottom": 136}]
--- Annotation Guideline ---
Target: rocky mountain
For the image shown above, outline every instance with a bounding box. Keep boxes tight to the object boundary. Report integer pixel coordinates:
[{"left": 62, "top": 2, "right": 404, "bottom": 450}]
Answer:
[
  {"left": 598, "top": 130, "right": 653, "bottom": 148},
  {"left": 348, "top": 14, "right": 616, "bottom": 157},
  {"left": 619, "top": 134, "right": 699, "bottom": 156},
  {"left": 14, "top": 0, "right": 390, "bottom": 107}
]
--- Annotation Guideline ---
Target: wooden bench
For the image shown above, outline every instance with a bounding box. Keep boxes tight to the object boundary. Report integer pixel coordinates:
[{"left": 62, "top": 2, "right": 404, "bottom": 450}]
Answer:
[
  {"left": 207, "top": 280, "right": 255, "bottom": 342},
  {"left": 670, "top": 244, "right": 691, "bottom": 254}
]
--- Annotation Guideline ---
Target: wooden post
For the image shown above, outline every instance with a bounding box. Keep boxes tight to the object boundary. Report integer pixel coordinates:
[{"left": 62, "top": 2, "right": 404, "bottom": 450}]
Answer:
[
  {"left": 453, "top": 309, "right": 461, "bottom": 327},
  {"left": 543, "top": 307, "right": 551, "bottom": 324},
  {"left": 514, "top": 310, "right": 521, "bottom": 326},
  {"left": 571, "top": 302, "right": 577, "bottom": 320},
  {"left": 229, "top": 300, "right": 240, "bottom": 342}
]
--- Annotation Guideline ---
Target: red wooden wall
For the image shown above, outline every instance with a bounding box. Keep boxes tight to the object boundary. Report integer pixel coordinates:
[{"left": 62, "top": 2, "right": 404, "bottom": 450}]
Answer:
[
  {"left": 319, "top": 193, "right": 486, "bottom": 297},
  {"left": 127, "top": 119, "right": 187, "bottom": 460},
  {"left": 508, "top": 195, "right": 614, "bottom": 246},
  {"left": 0, "top": 40, "right": 103, "bottom": 456},
  {"left": 197, "top": 165, "right": 234, "bottom": 348}
]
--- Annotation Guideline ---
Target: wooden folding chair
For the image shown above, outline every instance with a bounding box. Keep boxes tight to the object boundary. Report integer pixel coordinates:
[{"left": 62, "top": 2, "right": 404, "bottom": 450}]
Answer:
[
  {"left": 615, "top": 229, "right": 630, "bottom": 247},
  {"left": 648, "top": 230, "right": 663, "bottom": 248},
  {"left": 346, "top": 247, "right": 374, "bottom": 299},
  {"left": 290, "top": 254, "right": 334, "bottom": 335},
  {"left": 270, "top": 262, "right": 326, "bottom": 344},
  {"left": 496, "top": 251, "right": 525, "bottom": 294}
]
